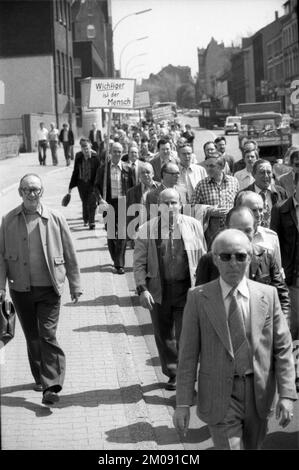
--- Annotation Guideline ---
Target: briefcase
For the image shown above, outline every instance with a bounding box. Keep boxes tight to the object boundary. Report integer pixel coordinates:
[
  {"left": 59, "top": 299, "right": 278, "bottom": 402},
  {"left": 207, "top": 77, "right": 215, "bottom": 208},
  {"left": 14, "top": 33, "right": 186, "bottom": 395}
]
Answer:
[
  {"left": 61, "top": 193, "right": 71, "bottom": 207},
  {"left": 0, "top": 300, "right": 16, "bottom": 347}
]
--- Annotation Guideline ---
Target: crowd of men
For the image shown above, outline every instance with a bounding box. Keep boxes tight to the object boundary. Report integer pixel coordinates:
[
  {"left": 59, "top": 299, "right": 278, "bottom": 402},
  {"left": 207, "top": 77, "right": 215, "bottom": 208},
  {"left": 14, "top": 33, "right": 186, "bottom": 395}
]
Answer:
[{"left": 1, "top": 117, "right": 299, "bottom": 450}]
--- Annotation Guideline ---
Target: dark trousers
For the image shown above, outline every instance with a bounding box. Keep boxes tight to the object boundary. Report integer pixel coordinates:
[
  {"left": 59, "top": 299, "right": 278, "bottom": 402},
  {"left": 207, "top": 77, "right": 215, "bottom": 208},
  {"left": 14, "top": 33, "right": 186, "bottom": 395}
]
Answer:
[
  {"left": 77, "top": 181, "right": 97, "bottom": 225},
  {"left": 10, "top": 286, "right": 65, "bottom": 393},
  {"left": 105, "top": 198, "right": 127, "bottom": 269},
  {"left": 38, "top": 140, "right": 47, "bottom": 164},
  {"left": 150, "top": 280, "right": 190, "bottom": 378},
  {"left": 62, "top": 142, "right": 71, "bottom": 161}
]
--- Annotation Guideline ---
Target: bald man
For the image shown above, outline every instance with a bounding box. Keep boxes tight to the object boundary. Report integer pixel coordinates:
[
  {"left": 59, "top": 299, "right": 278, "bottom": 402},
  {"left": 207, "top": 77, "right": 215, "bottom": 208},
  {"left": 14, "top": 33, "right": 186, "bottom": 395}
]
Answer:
[
  {"left": 0, "top": 174, "right": 82, "bottom": 405},
  {"left": 134, "top": 188, "right": 206, "bottom": 390},
  {"left": 174, "top": 229, "right": 296, "bottom": 450}
]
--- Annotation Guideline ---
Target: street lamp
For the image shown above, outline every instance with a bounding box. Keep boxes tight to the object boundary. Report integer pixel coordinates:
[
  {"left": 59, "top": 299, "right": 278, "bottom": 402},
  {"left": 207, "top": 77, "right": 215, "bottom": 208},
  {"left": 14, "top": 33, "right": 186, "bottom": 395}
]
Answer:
[
  {"left": 113, "top": 8, "right": 152, "bottom": 33},
  {"left": 119, "top": 36, "right": 149, "bottom": 77},
  {"left": 124, "top": 53, "right": 148, "bottom": 77}
]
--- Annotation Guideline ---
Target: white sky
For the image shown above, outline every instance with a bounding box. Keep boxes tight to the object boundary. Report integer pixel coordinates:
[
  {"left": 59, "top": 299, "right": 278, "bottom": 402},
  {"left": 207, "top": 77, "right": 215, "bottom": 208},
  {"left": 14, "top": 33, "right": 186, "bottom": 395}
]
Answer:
[{"left": 111, "top": 0, "right": 284, "bottom": 79}]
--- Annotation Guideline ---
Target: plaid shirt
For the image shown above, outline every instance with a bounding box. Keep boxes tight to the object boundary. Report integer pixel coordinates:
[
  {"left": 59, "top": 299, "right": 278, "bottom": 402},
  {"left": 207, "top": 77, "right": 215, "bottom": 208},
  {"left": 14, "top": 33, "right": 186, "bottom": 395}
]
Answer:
[{"left": 190, "top": 174, "right": 239, "bottom": 208}]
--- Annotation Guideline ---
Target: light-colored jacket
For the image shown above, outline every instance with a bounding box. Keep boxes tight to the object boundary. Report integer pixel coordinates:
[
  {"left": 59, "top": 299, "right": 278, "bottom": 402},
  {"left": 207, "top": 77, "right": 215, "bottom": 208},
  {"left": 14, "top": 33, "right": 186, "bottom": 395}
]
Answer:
[
  {"left": 176, "top": 279, "right": 297, "bottom": 425},
  {"left": 133, "top": 214, "right": 206, "bottom": 304},
  {"left": 0, "top": 204, "right": 81, "bottom": 296}
]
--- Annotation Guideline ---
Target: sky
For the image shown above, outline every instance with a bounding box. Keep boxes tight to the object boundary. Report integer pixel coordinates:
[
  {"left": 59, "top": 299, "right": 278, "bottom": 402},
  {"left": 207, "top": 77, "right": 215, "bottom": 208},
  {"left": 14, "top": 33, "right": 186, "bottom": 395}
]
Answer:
[{"left": 111, "top": 0, "right": 285, "bottom": 80}]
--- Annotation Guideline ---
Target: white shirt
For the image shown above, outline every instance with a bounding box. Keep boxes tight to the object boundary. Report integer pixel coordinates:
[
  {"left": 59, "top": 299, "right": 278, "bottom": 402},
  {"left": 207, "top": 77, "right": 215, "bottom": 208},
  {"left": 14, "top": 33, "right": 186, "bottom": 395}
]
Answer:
[
  {"left": 253, "top": 225, "right": 282, "bottom": 269},
  {"left": 110, "top": 161, "right": 122, "bottom": 199},
  {"left": 37, "top": 128, "right": 48, "bottom": 141},
  {"left": 234, "top": 168, "right": 255, "bottom": 190}
]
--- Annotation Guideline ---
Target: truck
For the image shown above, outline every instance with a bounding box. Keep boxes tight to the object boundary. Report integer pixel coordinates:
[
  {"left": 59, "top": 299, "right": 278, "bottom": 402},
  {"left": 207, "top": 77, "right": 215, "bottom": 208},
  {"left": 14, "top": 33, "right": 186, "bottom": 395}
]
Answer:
[{"left": 237, "top": 101, "right": 292, "bottom": 165}]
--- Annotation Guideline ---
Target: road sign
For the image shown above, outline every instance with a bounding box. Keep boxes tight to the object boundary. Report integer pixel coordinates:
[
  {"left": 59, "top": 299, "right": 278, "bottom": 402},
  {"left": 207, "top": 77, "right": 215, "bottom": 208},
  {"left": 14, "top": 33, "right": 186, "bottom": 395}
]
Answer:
[
  {"left": 89, "top": 78, "right": 136, "bottom": 109},
  {"left": 152, "top": 105, "right": 174, "bottom": 122},
  {"left": 134, "top": 91, "right": 150, "bottom": 109}
]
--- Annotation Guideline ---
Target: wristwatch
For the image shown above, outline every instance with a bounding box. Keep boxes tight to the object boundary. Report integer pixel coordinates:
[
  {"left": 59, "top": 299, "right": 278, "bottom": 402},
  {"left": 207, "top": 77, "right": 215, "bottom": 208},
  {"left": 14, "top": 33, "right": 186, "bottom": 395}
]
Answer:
[{"left": 136, "top": 285, "right": 147, "bottom": 296}]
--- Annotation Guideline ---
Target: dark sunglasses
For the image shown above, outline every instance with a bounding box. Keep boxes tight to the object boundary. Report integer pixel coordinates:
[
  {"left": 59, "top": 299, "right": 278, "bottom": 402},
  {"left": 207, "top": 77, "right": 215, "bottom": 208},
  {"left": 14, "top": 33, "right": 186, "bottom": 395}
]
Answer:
[{"left": 217, "top": 253, "right": 248, "bottom": 262}]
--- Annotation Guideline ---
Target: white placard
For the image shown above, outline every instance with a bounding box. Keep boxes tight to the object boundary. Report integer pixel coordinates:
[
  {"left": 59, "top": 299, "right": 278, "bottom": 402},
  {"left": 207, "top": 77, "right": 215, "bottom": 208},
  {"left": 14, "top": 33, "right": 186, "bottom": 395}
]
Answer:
[
  {"left": 89, "top": 78, "right": 136, "bottom": 109},
  {"left": 134, "top": 91, "right": 150, "bottom": 109}
]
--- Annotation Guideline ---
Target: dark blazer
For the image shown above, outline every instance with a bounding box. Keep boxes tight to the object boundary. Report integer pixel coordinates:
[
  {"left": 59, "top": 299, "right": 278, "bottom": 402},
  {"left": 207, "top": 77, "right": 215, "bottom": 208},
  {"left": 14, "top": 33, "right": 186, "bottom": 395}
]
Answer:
[
  {"left": 59, "top": 129, "right": 74, "bottom": 146},
  {"left": 89, "top": 129, "right": 102, "bottom": 146},
  {"left": 243, "top": 182, "right": 288, "bottom": 206},
  {"left": 232, "top": 158, "right": 245, "bottom": 174},
  {"left": 195, "top": 246, "right": 291, "bottom": 321},
  {"left": 271, "top": 196, "right": 298, "bottom": 286},
  {"left": 68, "top": 151, "right": 100, "bottom": 190},
  {"left": 94, "top": 160, "right": 134, "bottom": 203},
  {"left": 149, "top": 155, "right": 180, "bottom": 182},
  {"left": 126, "top": 181, "right": 160, "bottom": 235}
]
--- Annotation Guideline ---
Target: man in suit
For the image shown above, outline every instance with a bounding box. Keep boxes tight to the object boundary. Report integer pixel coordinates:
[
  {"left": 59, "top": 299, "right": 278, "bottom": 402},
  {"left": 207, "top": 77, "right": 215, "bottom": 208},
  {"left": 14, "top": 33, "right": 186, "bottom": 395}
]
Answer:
[
  {"left": 59, "top": 123, "right": 74, "bottom": 166},
  {"left": 123, "top": 145, "right": 142, "bottom": 186},
  {"left": 177, "top": 144, "right": 207, "bottom": 203},
  {"left": 271, "top": 175, "right": 299, "bottom": 391},
  {"left": 150, "top": 138, "right": 179, "bottom": 182},
  {"left": 145, "top": 162, "right": 188, "bottom": 220},
  {"left": 134, "top": 188, "right": 206, "bottom": 390},
  {"left": 0, "top": 174, "right": 82, "bottom": 405},
  {"left": 195, "top": 206, "right": 290, "bottom": 322},
  {"left": 88, "top": 122, "right": 103, "bottom": 156},
  {"left": 68, "top": 138, "right": 100, "bottom": 229},
  {"left": 242, "top": 159, "right": 288, "bottom": 228},
  {"left": 95, "top": 142, "right": 134, "bottom": 274},
  {"left": 277, "top": 147, "right": 299, "bottom": 197},
  {"left": 173, "top": 228, "right": 296, "bottom": 450},
  {"left": 126, "top": 162, "right": 160, "bottom": 242}
]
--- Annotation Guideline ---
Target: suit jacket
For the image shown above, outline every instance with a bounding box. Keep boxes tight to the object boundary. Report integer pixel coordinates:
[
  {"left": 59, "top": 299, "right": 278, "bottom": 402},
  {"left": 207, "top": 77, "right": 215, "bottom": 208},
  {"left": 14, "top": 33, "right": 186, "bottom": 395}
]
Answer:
[
  {"left": 68, "top": 151, "right": 100, "bottom": 190},
  {"left": 59, "top": 129, "right": 74, "bottom": 146},
  {"left": 242, "top": 182, "right": 288, "bottom": 206},
  {"left": 0, "top": 205, "right": 81, "bottom": 296},
  {"left": 133, "top": 214, "right": 206, "bottom": 304},
  {"left": 176, "top": 279, "right": 296, "bottom": 425},
  {"left": 94, "top": 160, "right": 134, "bottom": 204},
  {"left": 277, "top": 170, "right": 294, "bottom": 198},
  {"left": 126, "top": 181, "right": 160, "bottom": 237},
  {"left": 149, "top": 155, "right": 180, "bottom": 182},
  {"left": 177, "top": 164, "right": 207, "bottom": 200},
  {"left": 271, "top": 196, "right": 298, "bottom": 285},
  {"left": 88, "top": 129, "right": 102, "bottom": 146},
  {"left": 195, "top": 247, "right": 290, "bottom": 320}
]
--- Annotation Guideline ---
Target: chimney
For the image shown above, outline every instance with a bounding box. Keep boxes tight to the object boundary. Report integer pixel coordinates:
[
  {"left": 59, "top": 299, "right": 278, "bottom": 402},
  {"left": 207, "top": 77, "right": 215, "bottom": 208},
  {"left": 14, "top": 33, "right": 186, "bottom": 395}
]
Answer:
[{"left": 275, "top": 10, "right": 279, "bottom": 20}]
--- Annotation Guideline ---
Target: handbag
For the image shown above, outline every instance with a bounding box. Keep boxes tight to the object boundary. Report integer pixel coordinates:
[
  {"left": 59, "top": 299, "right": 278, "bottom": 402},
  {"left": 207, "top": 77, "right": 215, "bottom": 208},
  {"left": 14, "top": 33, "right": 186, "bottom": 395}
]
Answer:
[
  {"left": 61, "top": 193, "right": 71, "bottom": 207},
  {"left": 0, "top": 300, "right": 16, "bottom": 346}
]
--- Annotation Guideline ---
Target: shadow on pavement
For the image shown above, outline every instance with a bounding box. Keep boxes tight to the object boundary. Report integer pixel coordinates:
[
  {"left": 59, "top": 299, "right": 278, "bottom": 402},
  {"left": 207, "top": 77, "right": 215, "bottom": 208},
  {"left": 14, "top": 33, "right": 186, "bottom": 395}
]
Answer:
[
  {"left": 0, "top": 395, "right": 53, "bottom": 417},
  {"left": 262, "top": 431, "right": 299, "bottom": 449},
  {"left": 146, "top": 357, "right": 161, "bottom": 367},
  {"left": 73, "top": 322, "right": 153, "bottom": 336},
  {"left": 65, "top": 294, "right": 138, "bottom": 308},
  {"left": 105, "top": 422, "right": 211, "bottom": 446}
]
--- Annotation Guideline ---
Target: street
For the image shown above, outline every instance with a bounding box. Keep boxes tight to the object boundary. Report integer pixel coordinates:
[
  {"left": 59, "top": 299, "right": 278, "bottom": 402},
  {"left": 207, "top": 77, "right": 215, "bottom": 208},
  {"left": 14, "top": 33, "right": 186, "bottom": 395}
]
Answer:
[{"left": 0, "top": 140, "right": 298, "bottom": 450}]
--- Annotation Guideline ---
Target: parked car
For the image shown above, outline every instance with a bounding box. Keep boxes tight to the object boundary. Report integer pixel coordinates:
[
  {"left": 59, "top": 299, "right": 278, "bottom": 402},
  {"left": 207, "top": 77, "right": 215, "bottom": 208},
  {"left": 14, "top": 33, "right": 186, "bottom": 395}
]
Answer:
[
  {"left": 187, "top": 109, "right": 200, "bottom": 117},
  {"left": 224, "top": 116, "right": 241, "bottom": 134}
]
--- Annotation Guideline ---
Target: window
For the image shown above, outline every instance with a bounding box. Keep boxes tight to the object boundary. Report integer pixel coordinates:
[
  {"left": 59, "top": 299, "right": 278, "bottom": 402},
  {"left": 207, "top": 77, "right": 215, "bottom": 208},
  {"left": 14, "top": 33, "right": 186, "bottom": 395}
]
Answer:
[
  {"left": 56, "top": 50, "right": 61, "bottom": 94},
  {"left": 69, "top": 57, "right": 73, "bottom": 96},
  {"left": 63, "top": 0, "right": 67, "bottom": 27},
  {"left": 61, "top": 52, "right": 66, "bottom": 94},
  {"left": 73, "top": 57, "right": 82, "bottom": 78},
  {"left": 87, "top": 24, "right": 96, "bottom": 39},
  {"left": 55, "top": 0, "right": 59, "bottom": 21}
]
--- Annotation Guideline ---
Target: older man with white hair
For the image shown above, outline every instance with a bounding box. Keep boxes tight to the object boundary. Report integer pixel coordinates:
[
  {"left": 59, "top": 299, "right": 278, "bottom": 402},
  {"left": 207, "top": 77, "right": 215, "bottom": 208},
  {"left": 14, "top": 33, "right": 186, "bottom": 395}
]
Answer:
[{"left": 173, "top": 228, "right": 296, "bottom": 450}]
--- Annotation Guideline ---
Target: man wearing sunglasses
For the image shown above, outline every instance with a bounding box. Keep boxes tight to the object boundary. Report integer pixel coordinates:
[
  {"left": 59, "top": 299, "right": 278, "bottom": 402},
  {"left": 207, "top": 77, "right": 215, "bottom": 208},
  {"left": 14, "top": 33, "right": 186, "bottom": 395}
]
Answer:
[
  {"left": 0, "top": 174, "right": 82, "bottom": 405},
  {"left": 173, "top": 228, "right": 296, "bottom": 449}
]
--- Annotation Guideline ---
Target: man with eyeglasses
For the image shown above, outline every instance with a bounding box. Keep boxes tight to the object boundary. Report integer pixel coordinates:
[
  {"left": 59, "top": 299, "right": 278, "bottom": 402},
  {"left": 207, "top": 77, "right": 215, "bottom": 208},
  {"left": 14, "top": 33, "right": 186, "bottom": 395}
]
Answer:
[
  {"left": 173, "top": 228, "right": 296, "bottom": 450},
  {"left": 0, "top": 174, "right": 82, "bottom": 405}
]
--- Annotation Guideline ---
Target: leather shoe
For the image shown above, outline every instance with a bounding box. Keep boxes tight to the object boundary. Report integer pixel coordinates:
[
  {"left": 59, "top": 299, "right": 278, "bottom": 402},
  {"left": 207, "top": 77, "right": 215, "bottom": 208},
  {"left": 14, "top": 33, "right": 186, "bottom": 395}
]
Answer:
[
  {"left": 116, "top": 267, "right": 125, "bottom": 275},
  {"left": 33, "top": 383, "right": 43, "bottom": 392},
  {"left": 89, "top": 224, "right": 95, "bottom": 230},
  {"left": 165, "top": 376, "right": 176, "bottom": 391},
  {"left": 42, "top": 390, "right": 60, "bottom": 405}
]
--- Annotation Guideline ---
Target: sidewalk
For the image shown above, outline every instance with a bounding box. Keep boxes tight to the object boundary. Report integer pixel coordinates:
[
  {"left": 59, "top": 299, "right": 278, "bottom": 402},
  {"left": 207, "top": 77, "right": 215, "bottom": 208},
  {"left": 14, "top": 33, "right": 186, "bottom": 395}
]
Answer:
[{"left": 0, "top": 155, "right": 213, "bottom": 450}]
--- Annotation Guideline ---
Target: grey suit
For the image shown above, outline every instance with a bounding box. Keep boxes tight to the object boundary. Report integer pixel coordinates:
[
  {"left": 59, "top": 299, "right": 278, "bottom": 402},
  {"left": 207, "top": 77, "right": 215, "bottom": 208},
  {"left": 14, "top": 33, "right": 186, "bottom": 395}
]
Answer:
[{"left": 176, "top": 279, "right": 296, "bottom": 448}]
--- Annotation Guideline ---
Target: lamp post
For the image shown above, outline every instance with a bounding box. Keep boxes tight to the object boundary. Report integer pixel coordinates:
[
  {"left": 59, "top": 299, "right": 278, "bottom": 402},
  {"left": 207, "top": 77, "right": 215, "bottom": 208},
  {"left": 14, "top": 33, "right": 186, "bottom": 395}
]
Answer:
[
  {"left": 113, "top": 8, "right": 152, "bottom": 33},
  {"left": 119, "top": 36, "right": 148, "bottom": 78},
  {"left": 124, "top": 53, "right": 148, "bottom": 77}
]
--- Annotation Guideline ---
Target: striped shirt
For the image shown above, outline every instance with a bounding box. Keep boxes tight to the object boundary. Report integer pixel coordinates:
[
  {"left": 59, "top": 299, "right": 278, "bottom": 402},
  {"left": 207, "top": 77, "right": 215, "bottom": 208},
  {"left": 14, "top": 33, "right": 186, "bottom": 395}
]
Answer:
[{"left": 110, "top": 162, "right": 122, "bottom": 198}]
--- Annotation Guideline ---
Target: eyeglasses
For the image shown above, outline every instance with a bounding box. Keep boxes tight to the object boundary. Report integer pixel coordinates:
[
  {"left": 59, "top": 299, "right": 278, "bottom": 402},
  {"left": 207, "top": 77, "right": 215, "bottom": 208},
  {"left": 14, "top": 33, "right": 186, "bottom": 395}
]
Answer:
[
  {"left": 217, "top": 253, "right": 248, "bottom": 262},
  {"left": 164, "top": 171, "right": 180, "bottom": 176},
  {"left": 21, "top": 188, "right": 42, "bottom": 196}
]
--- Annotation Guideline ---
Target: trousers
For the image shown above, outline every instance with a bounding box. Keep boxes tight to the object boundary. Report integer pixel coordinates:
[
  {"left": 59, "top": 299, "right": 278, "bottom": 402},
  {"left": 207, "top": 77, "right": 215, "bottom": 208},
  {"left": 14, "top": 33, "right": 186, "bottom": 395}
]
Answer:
[
  {"left": 77, "top": 181, "right": 98, "bottom": 225},
  {"left": 10, "top": 286, "right": 65, "bottom": 392}
]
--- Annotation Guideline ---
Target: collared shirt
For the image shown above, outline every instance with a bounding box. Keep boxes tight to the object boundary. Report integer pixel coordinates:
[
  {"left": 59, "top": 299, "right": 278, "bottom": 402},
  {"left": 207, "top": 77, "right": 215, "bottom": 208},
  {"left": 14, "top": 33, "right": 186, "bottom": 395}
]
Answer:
[
  {"left": 110, "top": 161, "right": 122, "bottom": 198},
  {"left": 178, "top": 165, "right": 196, "bottom": 203},
  {"left": 219, "top": 276, "right": 253, "bottom": 373},
  {"left": 37, "top": 128, "right": 48, "bottom": 141},
  {"left": 79, "top": 156, "right": 92, "bottom": 182},
  {"left": 48, "top": 128, "right": 59, "bottom": 142},
  {"left": 234, "top": 168, "right": 255, "bottom": 190},
  {"left": 130, "top": 160, "right": 139, "bottom": 183},
  {"left": 254, "top": 184, "right": 273, "bottom": 210},
  {"left": 253, "top": 225, "right": 282, "bottom": 268}
]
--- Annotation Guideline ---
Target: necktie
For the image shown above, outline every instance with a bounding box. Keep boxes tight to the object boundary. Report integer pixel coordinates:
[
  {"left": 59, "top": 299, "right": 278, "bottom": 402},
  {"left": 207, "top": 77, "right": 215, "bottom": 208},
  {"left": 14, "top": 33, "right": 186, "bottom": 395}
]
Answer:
[
  {"left": 228, "top": 288, "right": 251, "bottom": 376},
  {"left": 260, "top": 190, "right": 271, "bottom": 228},
  {"left": 168, "top": 211, "right": 175, "bottom": 261}
]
